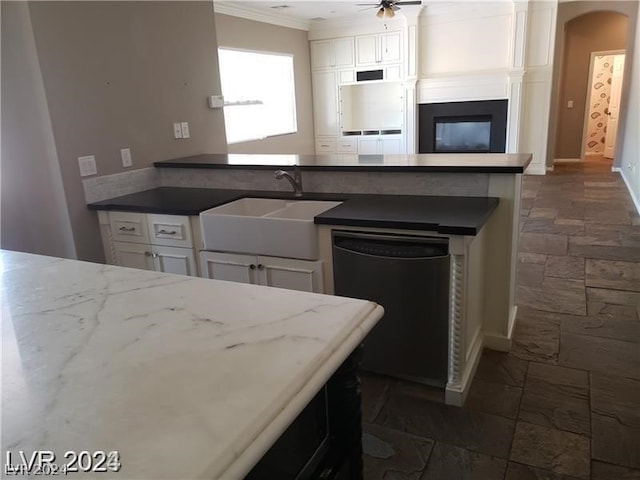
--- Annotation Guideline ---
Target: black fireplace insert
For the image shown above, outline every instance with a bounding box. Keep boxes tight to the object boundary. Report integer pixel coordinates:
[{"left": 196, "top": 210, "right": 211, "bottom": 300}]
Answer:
[{"left": 418, "top": 100, "right": 508, "bottom": 154}]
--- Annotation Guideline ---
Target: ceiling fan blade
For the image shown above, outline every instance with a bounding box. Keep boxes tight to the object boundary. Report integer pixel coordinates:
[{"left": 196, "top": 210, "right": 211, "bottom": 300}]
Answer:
[{"left": 395, "top": 1, "right": 423, "bottom": 4}]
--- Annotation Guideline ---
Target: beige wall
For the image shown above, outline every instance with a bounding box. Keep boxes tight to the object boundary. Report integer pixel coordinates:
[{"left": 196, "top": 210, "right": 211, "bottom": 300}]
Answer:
[
  {"left": 547, "top": 1, "right": 638, "bottom": 163},
  {"left": 215, "top": 14, "right": 315, "bottom": 154},
  {"left": 27, "top": 1, "right": 228, "bottom": 262},
  {"left": 1, "top": 2, "right": 76, "bottom": 258}
]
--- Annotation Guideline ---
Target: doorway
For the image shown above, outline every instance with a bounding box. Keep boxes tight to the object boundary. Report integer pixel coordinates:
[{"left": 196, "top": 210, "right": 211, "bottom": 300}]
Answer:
[
  {"left": 582, "top": 50, "right": 626, "bottom": 160},
  {"left": 550, "top": 9, "right": 630, "bottom": 166}
]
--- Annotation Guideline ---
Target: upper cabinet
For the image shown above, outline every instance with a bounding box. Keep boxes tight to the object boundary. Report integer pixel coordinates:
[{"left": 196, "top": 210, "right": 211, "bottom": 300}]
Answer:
[
  {"left": 311, "top": 37, "right": 354, "bottom": 70},
  {"left": 355, "top": 31, "right": 402, "bottom": 66}
]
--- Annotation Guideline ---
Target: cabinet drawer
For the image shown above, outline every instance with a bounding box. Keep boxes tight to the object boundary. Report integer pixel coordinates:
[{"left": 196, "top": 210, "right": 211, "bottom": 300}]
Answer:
[
  {"left": 316, "top": 139, "right": 336, "bottom": 153},
  {"left": 109, "top": 212, "right": 149, "bottom": 244},
  {"left": 147, "top": 214, "right": 193, "bottom": 248},
  {"left": 337, "top": 140, "right": 358, "bottom": 153}
]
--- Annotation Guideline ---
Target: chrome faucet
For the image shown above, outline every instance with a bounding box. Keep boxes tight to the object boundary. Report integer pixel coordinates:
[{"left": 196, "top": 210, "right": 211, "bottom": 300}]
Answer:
[{"left": 274, "top": 168, "right": 303, "bottom": 197}]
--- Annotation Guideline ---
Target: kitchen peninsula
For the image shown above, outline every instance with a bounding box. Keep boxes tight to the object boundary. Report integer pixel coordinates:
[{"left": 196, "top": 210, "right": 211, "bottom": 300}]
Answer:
[
  {"left": 1, "top": 249, "right": 383, "bottom": 478},
  {"left": 87, "top": 152, "right": 531, "bottom": 406}
]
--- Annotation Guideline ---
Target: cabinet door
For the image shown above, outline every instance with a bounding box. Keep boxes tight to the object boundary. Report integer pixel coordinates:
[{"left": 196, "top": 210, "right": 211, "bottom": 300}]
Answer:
[
  {"left": 333, "top": 37, "right": 354, "bottom": 67},
  {"left": 113, "top": 241, "right": 154, "bottom": 271},
  {"left": 257, "top": 256, "right": 324, "bottom": 293},
  {"left": 312, "top": 70, "right": 339, "bottom": 136},
  {"left": 199, "top": 251, "right": 257, "bottom": 284},
  {"left": 153, "top": 246, "right": 197, "bottom": 277},
  {"left": 380, "top": 137, "right": 402, "bottom": 154},
  {"left": 356, "top": 35, "right": 379, "bottom": 65},
  {"left": 310, "top": 40, "right": 333, "bottom": 69},
  {"left": 381, "top": 32, "right": 401, "bottom": 63},
  {"left": 358, "top": 138, "right": 380, "bottom": 154}
]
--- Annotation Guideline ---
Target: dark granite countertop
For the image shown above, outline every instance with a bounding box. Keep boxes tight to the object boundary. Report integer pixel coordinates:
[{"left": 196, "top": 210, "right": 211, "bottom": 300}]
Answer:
[
  {"left": 154, "top": 153, "right": 532, "bottom": 173},
  {"left": 88, "top": 187, "right": 499, "bottom": 236},
  {"left": 314, "top": 195, "right": 499, "bottom": 235}
]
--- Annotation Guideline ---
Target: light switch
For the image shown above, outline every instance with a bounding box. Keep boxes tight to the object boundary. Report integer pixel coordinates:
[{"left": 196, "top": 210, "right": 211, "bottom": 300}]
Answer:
[
  {"left": 181, "top": 122, "right": 190, "bottom": 139},
  {"left": 78, "top": 155, "right": 97, "bottom": 177},
  {"left": 120, "top": 148, "right": 132, "bottom": 168},
  {"left": 567, "top": 100, "right": 574, "bottom": 108},
  {"left": 173, "top": 123, "right": 182, "bottom": 139}
]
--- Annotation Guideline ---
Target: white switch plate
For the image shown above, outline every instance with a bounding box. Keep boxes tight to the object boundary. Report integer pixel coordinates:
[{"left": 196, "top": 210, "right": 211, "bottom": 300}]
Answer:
[
  {"left": 173, "top": 123, "right": 182, "bottom": 139},
  {"left": 181, "top": 122, "right": 190, "bottom": 139},
  {"left": 567, "top": 100, "right": 574, "bottom": 108},
  {"left": 78, "top": 155, "right": 97, "bottom": 177},
  {"left": 120, "top": 148, "right": 132, "bottom": 167}
]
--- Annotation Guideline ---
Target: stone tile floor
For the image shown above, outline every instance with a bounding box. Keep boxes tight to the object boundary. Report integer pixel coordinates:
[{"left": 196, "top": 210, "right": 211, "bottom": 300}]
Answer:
[{"left": 360, "top": 158, "right": 640, "bottom": 480}]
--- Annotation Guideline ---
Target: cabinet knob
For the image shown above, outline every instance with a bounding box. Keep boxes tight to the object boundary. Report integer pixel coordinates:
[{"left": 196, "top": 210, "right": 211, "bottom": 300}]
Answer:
[
  {"left": 249, "top": 264, "right": 256, "bottom": 270},
  {"left": 144, "top": 251, "right": 152, "bottom": 257},
  {"left": 258, "top": 264, "right": 265, "bottom": 270}
]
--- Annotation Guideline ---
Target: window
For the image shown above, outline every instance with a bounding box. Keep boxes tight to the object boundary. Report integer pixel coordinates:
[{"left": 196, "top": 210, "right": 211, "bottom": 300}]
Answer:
[{"left": 218, "top": 48, "right": 297, "bottom": 144}]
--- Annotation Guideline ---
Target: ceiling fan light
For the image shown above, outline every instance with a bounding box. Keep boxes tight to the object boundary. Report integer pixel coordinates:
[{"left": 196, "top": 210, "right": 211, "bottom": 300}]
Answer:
[
  {"left": 376, "top": 7, "right": 384, "bottom": 18},
  {"left": 385, "top": 7, "right": 395, "bottom": 17}
]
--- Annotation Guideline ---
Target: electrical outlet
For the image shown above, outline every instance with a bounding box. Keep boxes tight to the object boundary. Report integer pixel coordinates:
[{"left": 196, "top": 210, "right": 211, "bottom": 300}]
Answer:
[
  {"left": 173, "top": 123, "right": 182, "bottom": 139},
  {"left": 181, "top": 122, "right": 190, "bottom": 139},
  {"left": 120, "top": 148, "right": 132, "bottom": 168},
  {"left": 78, "top": 155, "right": 97, "bottom": 177}
]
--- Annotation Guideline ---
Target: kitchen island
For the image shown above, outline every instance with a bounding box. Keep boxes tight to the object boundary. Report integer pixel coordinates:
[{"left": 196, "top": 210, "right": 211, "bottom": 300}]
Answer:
[{"left": 0, "top": 250, "right": 383, "bottom": 478}]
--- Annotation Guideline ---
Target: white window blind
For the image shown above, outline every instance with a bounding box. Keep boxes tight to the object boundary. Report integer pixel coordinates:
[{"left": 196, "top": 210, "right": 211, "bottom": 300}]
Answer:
[{"left": 218, "top": 48, "right": 297, "bottom": 144}]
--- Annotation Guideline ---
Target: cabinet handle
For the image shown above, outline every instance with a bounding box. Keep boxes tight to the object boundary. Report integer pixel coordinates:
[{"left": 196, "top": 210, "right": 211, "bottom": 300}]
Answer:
[
  {"left": 158, "top": 229, "right": 177, "bottom": 235},
  {"left": 249, "top": 264, "right": 256, "bottom": 270},
  {"left": 258, "top": 264, "right": 265, "bottom": 270},
  {"left": 119, "top": 226, "right": 136, "bottom": 232},
  {"left": 144, "top": 251, "right": 152, "bottom": 257}
]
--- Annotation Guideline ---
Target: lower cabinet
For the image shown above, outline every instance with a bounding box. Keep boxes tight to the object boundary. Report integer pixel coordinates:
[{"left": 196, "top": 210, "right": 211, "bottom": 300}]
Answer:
[
  {"left": 199, "top": 251, "right": 324, "bottom": 293},
  {"left": 113, "top": 242, "right": 197, "bottom": 276}
]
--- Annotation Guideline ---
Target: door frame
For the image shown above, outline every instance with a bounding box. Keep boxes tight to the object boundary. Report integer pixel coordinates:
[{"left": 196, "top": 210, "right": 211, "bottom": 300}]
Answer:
[{"left": 580, "top": 49, "right": 626, "bottom": 160}]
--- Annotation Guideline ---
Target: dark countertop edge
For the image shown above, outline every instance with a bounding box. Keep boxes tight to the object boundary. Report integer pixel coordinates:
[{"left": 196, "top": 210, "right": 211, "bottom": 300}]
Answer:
[
  {"left": 88, "top": 189, "right": 499, "bottom": 236},
  {"left": 153, "top": 162, "right": 527, "bottom": 174},
  {"left": 313, "top": 217, "right": 479, "bottom": 236}
]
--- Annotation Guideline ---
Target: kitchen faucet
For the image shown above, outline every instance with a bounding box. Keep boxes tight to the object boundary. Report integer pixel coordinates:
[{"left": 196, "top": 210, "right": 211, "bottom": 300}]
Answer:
[{"left": 274, "top": 167, "right": 303, "bottom": 197}]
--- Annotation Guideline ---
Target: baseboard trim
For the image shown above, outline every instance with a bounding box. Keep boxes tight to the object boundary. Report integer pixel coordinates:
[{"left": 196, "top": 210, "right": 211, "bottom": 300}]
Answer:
[
  {"left": 483, "top": 306, "right": 517, "bottom": 352},
  {"left": 584, "top": 152, "right": 602, "bottom": 156},
  {"left": 546, "top": 165, "right": 554, "bottom": 172},
  {"left": 613, "top": 167, "right": 640, "bottom": 215},
  {"left": 525, "top": 164, "right": 546, "bottom": 175},
  {"left": 445, "top": 332, "right": 484, "bottom": 407}
]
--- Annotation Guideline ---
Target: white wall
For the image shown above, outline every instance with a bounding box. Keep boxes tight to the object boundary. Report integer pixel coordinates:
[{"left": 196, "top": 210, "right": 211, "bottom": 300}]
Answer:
[
  {"left": 618, "top": 8, "right": 640, "bottom": 211},
  {"left": 1, "top": 2, "right": 76, "bottom": 258}
]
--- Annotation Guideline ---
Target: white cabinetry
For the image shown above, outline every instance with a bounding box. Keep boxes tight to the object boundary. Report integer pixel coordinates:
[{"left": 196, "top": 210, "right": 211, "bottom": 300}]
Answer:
[
  {"left": 313, "top": 70, "right": 339, "bottom": 138},
  {"left": 100, "top": 211, "right": 199, "bottom": 276},
  {"left": 356, "top": 32, "right": 402, "bottom": 66},
  {"left": 199, "top": 251, "right": 324, "bottom": 294},
  {"left": 311, "top": 38, "right": 354, "bottom": 70},
  {"left": 358, "top": 135, "right": 402, "bottom": 154}
]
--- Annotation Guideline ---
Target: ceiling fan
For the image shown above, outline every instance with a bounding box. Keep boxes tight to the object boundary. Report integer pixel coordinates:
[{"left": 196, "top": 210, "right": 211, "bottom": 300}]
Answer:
[{"left": 358, "top": 0, "right": 422, "bottom": 19}]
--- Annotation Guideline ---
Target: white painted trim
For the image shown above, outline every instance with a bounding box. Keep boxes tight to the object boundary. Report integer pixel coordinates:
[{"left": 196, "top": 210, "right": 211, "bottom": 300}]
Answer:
[
  {"left": 213, "top": 2, "right": 310, "bottom": 31},
  {"left": 525, "top": 163, "right": 546, "bottom": 175},
  {"left": 614, "top": 167, "right": 640, "bottom": 215},
  {"left": 483, "top": 305, "right": 517, "bottom": 352},
  {"left": 445, "top": 332, "right": 484, "bottom": 407},
  {"left": 546, "top": 165, "right": 554, "bottom": 172}
]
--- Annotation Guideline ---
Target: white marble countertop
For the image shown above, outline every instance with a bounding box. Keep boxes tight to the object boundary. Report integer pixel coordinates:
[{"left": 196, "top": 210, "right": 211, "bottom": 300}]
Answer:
[{"left": 1, "top": 250, "right": 383, "bottom": 479}]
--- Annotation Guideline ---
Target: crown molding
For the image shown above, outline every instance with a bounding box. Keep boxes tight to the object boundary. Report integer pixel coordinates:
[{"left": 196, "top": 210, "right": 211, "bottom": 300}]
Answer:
[{"left": 213, "top": 2, "right": 310, "bottom": 31}]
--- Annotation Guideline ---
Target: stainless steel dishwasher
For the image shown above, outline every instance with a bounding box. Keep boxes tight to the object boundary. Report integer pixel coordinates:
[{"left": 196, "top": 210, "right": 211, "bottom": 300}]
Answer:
[{"left": 332, "top": 231, "right": 449, "bottom": 387}]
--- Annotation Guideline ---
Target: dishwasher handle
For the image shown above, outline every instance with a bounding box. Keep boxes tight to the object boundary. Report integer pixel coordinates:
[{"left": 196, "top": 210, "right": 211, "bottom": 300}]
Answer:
[{"left": 333, "top": 233, "right": 448, "bottom": 259}]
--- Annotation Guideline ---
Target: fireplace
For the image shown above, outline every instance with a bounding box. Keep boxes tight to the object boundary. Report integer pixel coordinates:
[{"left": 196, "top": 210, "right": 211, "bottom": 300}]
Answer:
[{"left": 418, "top": 100, "right": 508, "bottom": 153}]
